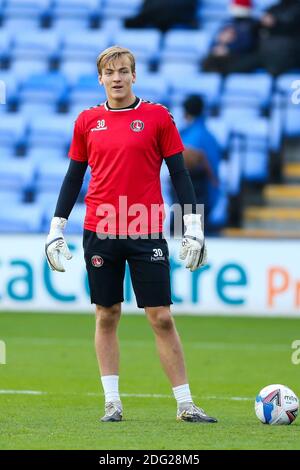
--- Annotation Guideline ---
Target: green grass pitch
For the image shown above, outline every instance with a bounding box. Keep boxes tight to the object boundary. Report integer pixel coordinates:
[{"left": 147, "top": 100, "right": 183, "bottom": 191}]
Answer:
[{"left": 0, "top": 312, "right": 300, "bottom": 450}]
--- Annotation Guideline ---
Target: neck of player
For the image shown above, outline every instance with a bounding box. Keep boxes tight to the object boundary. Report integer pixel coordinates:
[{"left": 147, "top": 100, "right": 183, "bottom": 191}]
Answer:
[{"left": 107, "top": 92, "right": 137, "bottom": 109}]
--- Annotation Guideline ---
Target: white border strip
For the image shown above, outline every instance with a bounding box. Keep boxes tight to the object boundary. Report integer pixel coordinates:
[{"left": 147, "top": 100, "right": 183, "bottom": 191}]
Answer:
[{"left": 0, "top": 390, "right": 253, "bottom": 401}]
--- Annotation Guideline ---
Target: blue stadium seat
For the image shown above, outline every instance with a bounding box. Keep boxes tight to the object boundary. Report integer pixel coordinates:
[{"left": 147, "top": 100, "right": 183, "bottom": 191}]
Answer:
[
  {"left": 112, "top": 29, "right": 161, "bottom": 64},
  {"left": 276, "top": 73, "right": 300, "bottom": 96},
  {"left": 220, "top": 106, "right": 278, "bottom": 159},
  {"left": 206, "top": 117, "right": 230, "bottom": 151},
  {"left": 18, "top": 72, "right": 67, "bottom": 106},
  {"left": 10, "top": 59, "right": 49, "bottom": 83},
  {"left": 200, "top": 19, "right": 225, "bottom": 38},
  {"left": 102, "top": 0, "right": 143, "bottom": 19},
  {"left": 169, "top": 105, "right": 185, "bottom": 131},
  {"left": 26, "top": 146, "right": 67, "bottom": 163},
  {"left": 222, "top": 73, "right": 273, "bottom": 111},
  {"left": 51, "top": 0, "right": 100, "bottom": 30},
  {"left": 0, "top": 203, "right": 43, "bottom": 233},
  {"left": 101, "top": 17, "right": 123, "bottom": 32},
  {"left": 52, "top": 0, "right": 100, "bottom": 18},
  {"left": 0, "top": 103, "right": 7, "bottom": 115},
  {"left": 67, "top": 74, "right": 106, "bottom": 108},
  {"left": 11, "top": 31, "right": 61, "bottom": 61},
  {"left": 2, "top": 17, "right": 40, "bottom": 31},
  {"left": 132, "top": 74, "right": 168, "bottom": 104},
  {"left": 36, "top": 190, "right": 60, "bottom": 209},
  {"left": 0, "top": 158, "right": 36, "bottom": 191},
  {"left": 51, "top": 17, "right": 90, "bottom": 31},
  {"left": 0, "top": 30, "right": 12, "bottom": 62},
  {"left": 269, "top": 105, "right": 283, "bottom": 152},
  {"left": 219, "top": 151, "right": 242, "bottom": 196},
  {"left": 169, "top": 72, "right": 222, "bottom": 108},
  {"left": 231, "top": 117, "right": 270, "bottom": 182},
  {"left": 198, "top": 0, "right": 229, "bottom": 24},
  {"left": 60, "top": 60, "right": 96, "bottom": 85},
  {"left": 18, "top": 102, "right": 57, "bottom": 118},
  {"left": 36, "top": 191, "right": 62, "bottom": 227},
  {"left": 0, "top": 143, "right": 17, "bottom": 158},
  {"left": 36, "top": 158, "right": 69, "bottom": 192},
  {"left": 159, "top": 61, "right": 200, "bottom": 80},
  {"left": 4, "top": 0, "right": 51, "bottom": 18},
  {"left": 65, "top": 203, "right": 86, "bottom": 234},
  {"left": 275, "top": 74, "right": 300, "bottom": 138},
  {"left": 68, "top": 103, "right": 92, "bottom": 121},
  {"left": 207, "top": 190, "right": 228, "bottom": 228},
  {"left": 0, "top": 189, "right": 23, "bottom": 205},
  {"left": 280, "top": 106, "right": 300, "bottom": 139},
  {"left": 60, "top": 30, "right": 110, "bottom": 62},
  {"left": 135, "top": 61, "right": 151, "bottom": 77},
  {"left": 0, "top": 71, "right": 18, "bottom": 104},
  {"left": 253, "top": 0, "right": 278, "bottom": 15},
  {"left": 41, "top": 200, "right": 86, "bottom": 233},
  {"left": 233, "top": 117, "right": 270, "bottom": 142},
  {"left": 201, "top": 20, "right": 223, "bottom": 39},
  {"left": 0, "top": 114, "right": 26, "bottom": 150},
  {"left": 28, "top": 115, "right": 73, "bottom": 151},
  {"left": 210, "top": 118, "right": 243, "bottom": 197},
  {"left": 220, "top": 107, "right": 260, "bottom": 127},
  {"left": 162, "top": 31, "right": 210, "bottom": 62}
]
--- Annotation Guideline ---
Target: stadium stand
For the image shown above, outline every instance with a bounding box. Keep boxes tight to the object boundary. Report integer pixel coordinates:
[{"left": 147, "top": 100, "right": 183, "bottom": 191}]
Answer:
[{"left": 0, "top": 0, "right": 299, "bottom": 236}]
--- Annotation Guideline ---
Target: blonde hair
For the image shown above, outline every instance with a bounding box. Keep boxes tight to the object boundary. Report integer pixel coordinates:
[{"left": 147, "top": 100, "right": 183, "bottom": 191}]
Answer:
[{"left": 96, "top": 45, "right": 136, "bottom": 76}]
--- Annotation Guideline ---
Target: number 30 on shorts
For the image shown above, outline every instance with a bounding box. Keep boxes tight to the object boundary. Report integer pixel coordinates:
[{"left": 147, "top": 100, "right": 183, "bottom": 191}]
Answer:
[{"left": 153, "top": 248, "right": 163, "bottom": 257}]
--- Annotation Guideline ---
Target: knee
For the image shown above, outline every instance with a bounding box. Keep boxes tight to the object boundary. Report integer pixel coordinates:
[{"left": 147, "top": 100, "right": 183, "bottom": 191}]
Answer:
[
  {"left": 95, "top": 303, "right": 121, "bottom": 331},
  {"left": 147, "top": 307, "right": 174, "bottom": 332}
]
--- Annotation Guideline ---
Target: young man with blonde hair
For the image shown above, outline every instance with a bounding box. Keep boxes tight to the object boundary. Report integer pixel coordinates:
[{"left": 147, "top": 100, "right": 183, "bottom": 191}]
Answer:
[{"left": 45, "top": 46, "right": 217, "bottom": 424}]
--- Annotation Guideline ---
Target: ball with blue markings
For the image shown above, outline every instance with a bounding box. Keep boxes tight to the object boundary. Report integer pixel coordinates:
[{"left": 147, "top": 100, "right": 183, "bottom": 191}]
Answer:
[{"left": 255, "top": 384, "right": 299, "bottom": 425}]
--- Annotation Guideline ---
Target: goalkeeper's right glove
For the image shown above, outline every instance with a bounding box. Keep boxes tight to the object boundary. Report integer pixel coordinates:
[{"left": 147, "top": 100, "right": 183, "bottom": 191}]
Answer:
[{"left": 45, "top": 217, "right": 72, "bottom": 272}]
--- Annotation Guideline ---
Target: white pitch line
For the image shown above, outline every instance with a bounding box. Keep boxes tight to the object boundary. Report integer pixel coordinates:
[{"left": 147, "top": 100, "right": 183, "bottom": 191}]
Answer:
[
  {"left": 0, "top": 390, "right": 253, "bottom": 401},
  {"left": 190, "top": 342, "right": 290, "bottom": 352},
  {"left": 0, "top": 390, "right": 46, "bottom": 395},
  {"left": 86, "top": 392, "right": 174, "bottom": 398},
  {"left": 206, "top": 395, "right": 253, "bottom": 401}
]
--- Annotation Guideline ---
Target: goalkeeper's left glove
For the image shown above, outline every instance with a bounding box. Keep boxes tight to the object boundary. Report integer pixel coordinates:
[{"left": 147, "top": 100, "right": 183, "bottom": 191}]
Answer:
[
  {"left": 45, "top": 217, "right": 72, "bottom": 272},
  {"left": 179, "top": 213, "right": 207, "bottom": 272}
]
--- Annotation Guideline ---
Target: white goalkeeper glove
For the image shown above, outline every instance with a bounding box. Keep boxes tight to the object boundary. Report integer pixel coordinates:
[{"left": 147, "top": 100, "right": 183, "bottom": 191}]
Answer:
[
  {"left": 179, "top": 214, "right": 207, "bottom": 272},
  {"left": 45, "top": 217, "right": 72, "bottom": 272}
]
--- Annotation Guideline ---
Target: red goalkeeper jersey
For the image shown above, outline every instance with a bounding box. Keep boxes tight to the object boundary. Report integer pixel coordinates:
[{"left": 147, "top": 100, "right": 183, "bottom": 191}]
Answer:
[{"left": 68, "top": 98, "right": 184, "bottom": 235}]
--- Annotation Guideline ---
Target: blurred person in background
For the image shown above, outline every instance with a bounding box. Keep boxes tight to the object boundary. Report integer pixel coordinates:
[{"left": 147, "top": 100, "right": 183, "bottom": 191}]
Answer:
[
  {"left": 257, "top": 0, "right": 300, "bottom": 75},
  {"left": 202, "top": 0, "right": 259, "bottom": 75},
  {"left": 203, "top": 0, "right": 300, "bottom": 76},
  {"left": 124, "top": 0, "right": 198, "bottom": 32},
  {"left": 171, "top": 95, "right": 222, "bottom": 235}
]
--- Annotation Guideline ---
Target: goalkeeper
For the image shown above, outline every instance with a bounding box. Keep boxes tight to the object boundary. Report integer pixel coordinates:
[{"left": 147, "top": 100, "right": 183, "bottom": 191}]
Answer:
[{"left": 45, "top": 46, "right": 217, "bottom": 424}]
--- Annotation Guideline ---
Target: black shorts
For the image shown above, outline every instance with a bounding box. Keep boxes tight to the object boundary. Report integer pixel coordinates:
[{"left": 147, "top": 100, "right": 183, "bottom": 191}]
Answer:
[{"left": 83, "top": 229, "right": 172, "bottom": 308}]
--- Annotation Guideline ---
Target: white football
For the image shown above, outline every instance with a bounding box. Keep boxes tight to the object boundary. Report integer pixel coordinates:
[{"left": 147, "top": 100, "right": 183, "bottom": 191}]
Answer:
[{"left": 255, "top": 384, "right": 299, "bottom": 425}]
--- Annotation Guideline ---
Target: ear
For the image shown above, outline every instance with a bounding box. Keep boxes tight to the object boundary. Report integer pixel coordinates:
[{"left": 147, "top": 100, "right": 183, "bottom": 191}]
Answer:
[
  {"left": 98, "top": 75, "right": 103, "bottom": 86},
  {"left": 132, "top": 71, "right": 136, "bottom": 84}
]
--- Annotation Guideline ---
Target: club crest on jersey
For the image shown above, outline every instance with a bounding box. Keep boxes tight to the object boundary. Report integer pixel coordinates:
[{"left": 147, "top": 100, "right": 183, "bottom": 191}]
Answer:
[
  {"left": 91, "top": 255, "right": 104, "bottom": 267},
  {"left": 130, "top": 120, "right": 144, "bottom": 132}
]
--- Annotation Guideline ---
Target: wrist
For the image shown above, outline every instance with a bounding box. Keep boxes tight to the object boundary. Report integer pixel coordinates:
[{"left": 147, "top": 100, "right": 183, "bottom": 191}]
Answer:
[
  {"left": 50, "top": 217, "right": 67, "bottom": 234},
  {"left": 183, "top": 213, "right": 201, "bottom": 227}
]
